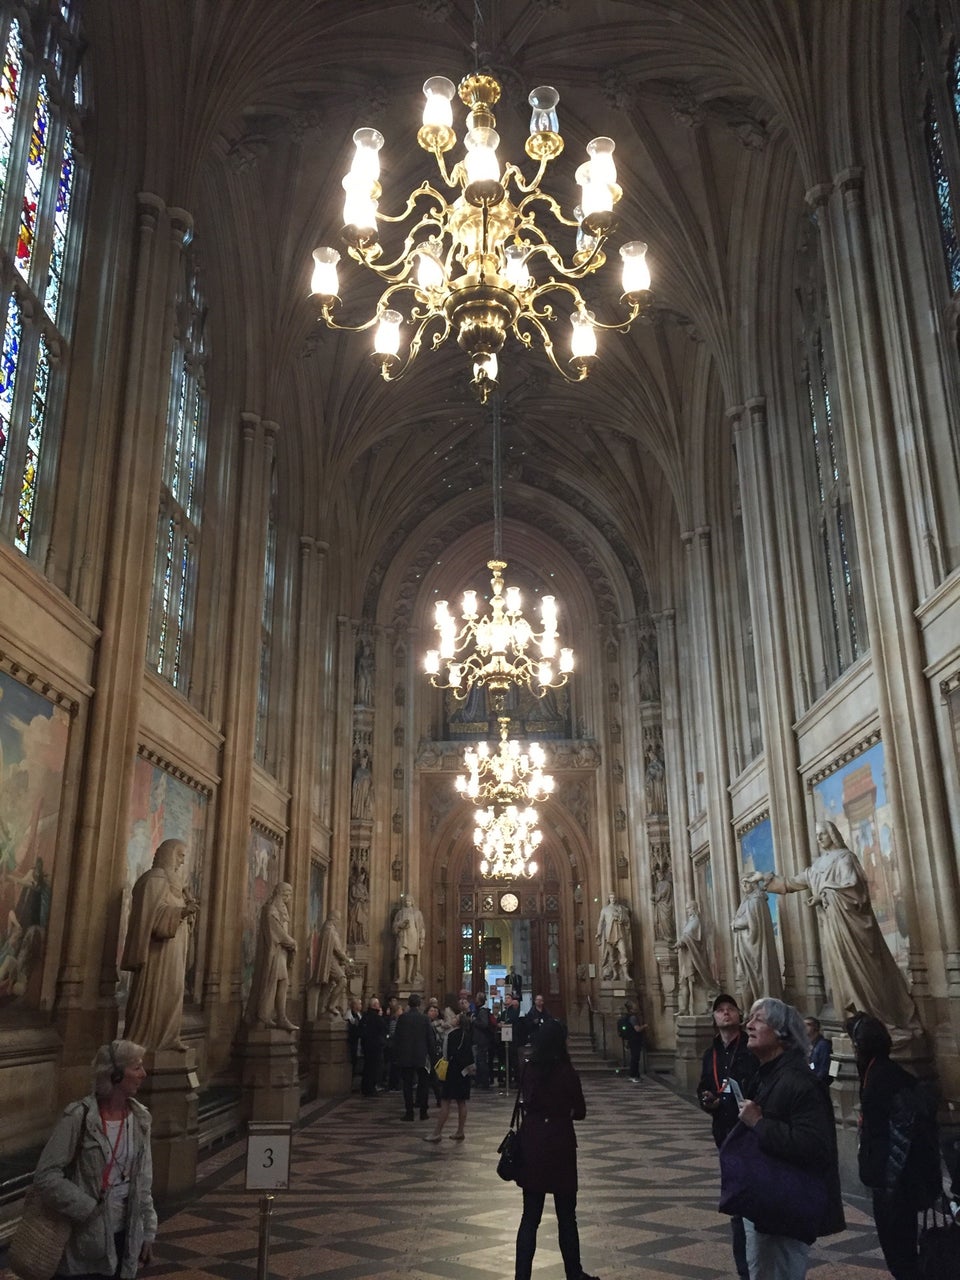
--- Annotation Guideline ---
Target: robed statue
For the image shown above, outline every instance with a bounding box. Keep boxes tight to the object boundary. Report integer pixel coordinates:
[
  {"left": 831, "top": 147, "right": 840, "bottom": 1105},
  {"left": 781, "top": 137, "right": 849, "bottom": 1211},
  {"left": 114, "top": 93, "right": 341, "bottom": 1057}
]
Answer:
[
  {"left": 393, "top": 893, "right": 425, "bottom": 985},
  {"left": 245, "top": 881, "right": 298, "bottom": 1032},
  {"left": 311, "top": 909, "right": 351, "bottom": 1019}
]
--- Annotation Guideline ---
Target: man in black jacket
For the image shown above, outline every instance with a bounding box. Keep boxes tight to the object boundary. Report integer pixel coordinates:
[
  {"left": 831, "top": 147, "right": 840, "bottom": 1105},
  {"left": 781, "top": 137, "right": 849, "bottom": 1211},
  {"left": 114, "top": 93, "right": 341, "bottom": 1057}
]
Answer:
[
  {"left": 697, "top": 993, "right": 758, "bottom": 1279},
  {"left": 393, "top": 993, "right": 436, "bottom": 1120},
  {"left": 359, "top": 997, "right": 387, "bottom": 1098}
]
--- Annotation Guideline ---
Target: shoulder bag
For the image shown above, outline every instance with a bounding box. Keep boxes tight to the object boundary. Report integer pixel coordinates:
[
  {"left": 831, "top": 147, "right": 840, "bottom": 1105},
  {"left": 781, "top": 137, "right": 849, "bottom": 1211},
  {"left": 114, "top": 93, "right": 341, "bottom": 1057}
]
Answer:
[
  {"left": 9, "top": 1104, "right": 90, "bottom": 1280},
  {"left": 718, "top": 1119, "right": 829, "bottom": 1244},
  {"left": 496, "top": 1068, "right": 525, "bottom": 1182}
]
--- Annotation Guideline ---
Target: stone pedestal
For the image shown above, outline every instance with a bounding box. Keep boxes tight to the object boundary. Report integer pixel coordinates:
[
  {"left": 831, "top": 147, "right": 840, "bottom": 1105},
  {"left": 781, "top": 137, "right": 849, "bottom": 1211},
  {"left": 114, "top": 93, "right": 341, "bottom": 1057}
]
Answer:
[
  {"left": 653, "top": 940, "right": 678, "bottom": 1017},
  {"left": 239, "top": 1027, "right": 300, "bottom": 1124},
  {"left": 140, "top": 1048, "right": 199, "bottom": 1201},
  {"left": 306, "top": 1016, "right": 351, "bottom": 1097},
  {"left": 674, "top": 1014, "right": 715, "bottom": 1092}
]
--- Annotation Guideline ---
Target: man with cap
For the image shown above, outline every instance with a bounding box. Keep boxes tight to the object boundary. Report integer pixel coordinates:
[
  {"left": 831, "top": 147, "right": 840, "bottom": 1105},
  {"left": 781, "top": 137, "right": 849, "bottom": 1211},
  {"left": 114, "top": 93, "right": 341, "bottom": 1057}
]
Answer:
[{"left": 697, "top": 993, "right": 759, "bottom": 1280}]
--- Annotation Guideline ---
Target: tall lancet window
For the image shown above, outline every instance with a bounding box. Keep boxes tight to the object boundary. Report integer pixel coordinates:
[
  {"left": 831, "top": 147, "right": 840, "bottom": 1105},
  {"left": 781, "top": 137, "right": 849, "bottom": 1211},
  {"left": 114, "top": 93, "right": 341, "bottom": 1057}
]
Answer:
[
  {"left": 794, "top": 214, "right": 867, "bottom": 692},
  {"left": 254, "top": 462, "right": 278, "bottom": 767},
  {"left": 0, "top": 2, "right": 85, "bottom": 558},
  {"left": 147, "top": 256, "right": 207, "bottom": 693},
  {"left": 912, "top": 6, "right": 960, "bottom": 293}
]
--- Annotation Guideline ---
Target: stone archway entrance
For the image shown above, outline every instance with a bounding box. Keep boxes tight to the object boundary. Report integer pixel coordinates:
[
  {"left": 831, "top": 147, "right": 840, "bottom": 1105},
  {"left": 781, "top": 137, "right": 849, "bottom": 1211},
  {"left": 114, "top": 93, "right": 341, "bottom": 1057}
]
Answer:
[{"left": 441, "top": 846, "right": 569, "bottom": 1021}]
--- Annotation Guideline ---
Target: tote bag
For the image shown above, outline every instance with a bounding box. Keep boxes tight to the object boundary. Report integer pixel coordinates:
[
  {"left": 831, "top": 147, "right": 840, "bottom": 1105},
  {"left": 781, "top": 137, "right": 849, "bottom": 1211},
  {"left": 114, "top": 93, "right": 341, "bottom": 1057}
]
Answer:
[{"left": 719, "top": 1120, "right": 828, "bottom": 1244}]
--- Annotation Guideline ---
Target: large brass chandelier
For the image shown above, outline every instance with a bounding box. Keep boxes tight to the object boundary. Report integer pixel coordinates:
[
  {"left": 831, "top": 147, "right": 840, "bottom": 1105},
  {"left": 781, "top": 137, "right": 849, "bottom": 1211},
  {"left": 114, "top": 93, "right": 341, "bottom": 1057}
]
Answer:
[
  {"left": 310, "top": 70, "right": 651, "bottom": 401},
  {"left": 475, "top": 803, "right": 543, "bottom": 880},
  {"left": 424, "top": 397, "right": 574, "bottom": 707},
  {"left": 456, "top": 717, "right": 555, "bottom": 806}
]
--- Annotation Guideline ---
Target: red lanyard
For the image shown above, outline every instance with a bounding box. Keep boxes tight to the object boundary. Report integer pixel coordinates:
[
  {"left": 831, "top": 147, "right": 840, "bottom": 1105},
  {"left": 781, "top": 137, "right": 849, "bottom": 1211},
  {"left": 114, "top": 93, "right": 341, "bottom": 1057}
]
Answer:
[
  {"left": 99, "top": 1109, "right": 127, "bottom": 1192},
  {"left": 712, "top": 1032, "right": 740, "bottom": 1092}
]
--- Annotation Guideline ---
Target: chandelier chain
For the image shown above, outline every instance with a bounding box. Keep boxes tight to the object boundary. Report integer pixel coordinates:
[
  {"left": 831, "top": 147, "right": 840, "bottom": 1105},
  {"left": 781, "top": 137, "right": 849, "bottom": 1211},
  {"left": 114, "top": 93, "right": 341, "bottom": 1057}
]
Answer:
[{"left": 492, "top": 393, "right": 503, "bottom": 561}]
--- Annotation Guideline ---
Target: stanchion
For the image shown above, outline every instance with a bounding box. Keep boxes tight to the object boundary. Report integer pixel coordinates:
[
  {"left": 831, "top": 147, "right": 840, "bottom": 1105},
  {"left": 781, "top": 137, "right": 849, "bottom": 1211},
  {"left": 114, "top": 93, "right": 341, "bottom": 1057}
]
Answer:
[{"left": 257, "top": 1193, "right": 274, "bottom": 1280}]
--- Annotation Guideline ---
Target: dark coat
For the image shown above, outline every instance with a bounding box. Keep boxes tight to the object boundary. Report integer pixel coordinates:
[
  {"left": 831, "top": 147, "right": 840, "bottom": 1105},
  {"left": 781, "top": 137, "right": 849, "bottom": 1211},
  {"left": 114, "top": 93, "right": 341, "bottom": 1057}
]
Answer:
[
  {"left": 359, "top": 1008, "right": 387, "bottom": 1052},
  {"left": 697, "top": 1030, "right": 758, "bottom": 1147},
  {"left": 517, "top": 1060, "right": 586, "bottom": 1196},
  {"left": 858, "top": 1055, "right": 940, "bottom": 1210},
  {"left": 441, "top": 1026, "right": 475, "bottom": 1100},
  {"left": 392, "top": 1006, "right": 435, "bottom": 1069},
  {"left": 748, "top": 1047, "right": 845, "bottom": 1238}
]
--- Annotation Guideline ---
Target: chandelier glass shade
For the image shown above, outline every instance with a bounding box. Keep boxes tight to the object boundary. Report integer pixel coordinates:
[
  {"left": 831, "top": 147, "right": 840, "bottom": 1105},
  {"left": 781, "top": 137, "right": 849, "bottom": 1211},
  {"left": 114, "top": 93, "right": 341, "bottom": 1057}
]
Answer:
[
  {"left": 456, "top": 717, "right": 555, "bottom": 806},
  {"left": 424, "top": 557, "right": 573, "bottom": 705},
  {"left": 475, "top": 802, "right": 543, "bottom": 879},
  {"left": 310, "top": 72, "right": 652, "bottom": 400}
]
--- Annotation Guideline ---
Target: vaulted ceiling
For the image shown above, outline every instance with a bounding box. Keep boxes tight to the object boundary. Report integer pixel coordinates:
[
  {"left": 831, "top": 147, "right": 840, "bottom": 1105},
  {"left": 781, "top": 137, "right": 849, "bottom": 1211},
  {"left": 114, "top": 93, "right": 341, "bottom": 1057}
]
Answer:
[{"left": 89, "top": 0, "right": 872, "bottom": 621}]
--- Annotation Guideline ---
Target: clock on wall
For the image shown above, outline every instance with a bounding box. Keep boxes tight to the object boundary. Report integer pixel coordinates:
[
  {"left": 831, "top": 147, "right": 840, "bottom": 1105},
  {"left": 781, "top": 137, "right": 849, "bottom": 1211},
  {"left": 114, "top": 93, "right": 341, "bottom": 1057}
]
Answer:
[{"left": 500, "top": 892, "right": 519, "bottom": 914}]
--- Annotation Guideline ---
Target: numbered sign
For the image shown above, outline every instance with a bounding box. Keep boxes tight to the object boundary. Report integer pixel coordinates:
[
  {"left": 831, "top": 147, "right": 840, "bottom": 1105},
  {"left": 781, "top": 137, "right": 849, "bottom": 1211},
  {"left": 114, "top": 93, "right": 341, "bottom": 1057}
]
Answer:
[
  {"left": 245, "top": 1122, "right": 293, "bottom": 1191},
  {"left": 500, "top": 1024, "right": 513, "bottom": 1042}
]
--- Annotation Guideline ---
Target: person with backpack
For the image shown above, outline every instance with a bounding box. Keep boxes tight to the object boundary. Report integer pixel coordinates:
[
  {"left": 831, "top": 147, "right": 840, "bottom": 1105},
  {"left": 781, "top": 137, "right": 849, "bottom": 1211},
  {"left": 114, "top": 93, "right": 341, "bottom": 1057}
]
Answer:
[
  {"left": 617, "top": 1001, "right": 648, "bottom": 1082},
  {"left": 847, "top": 1012, "right": 941, "bottom": 1280}
]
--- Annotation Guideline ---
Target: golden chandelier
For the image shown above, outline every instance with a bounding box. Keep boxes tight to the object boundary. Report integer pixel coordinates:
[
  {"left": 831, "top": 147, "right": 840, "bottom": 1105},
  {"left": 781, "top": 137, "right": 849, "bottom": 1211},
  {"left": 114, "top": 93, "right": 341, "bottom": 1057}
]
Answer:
[
  {"left": 310, "top": 72, "right": 651, "bottom": 400},
  {"left": 456, "top": 717, "right": 555, "bottom": 806}
]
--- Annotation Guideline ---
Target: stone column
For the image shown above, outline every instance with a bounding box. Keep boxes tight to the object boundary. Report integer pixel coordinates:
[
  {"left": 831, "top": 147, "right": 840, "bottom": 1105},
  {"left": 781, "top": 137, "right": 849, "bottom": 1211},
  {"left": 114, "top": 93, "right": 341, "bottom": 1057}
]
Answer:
[
  {"left": 681, "top": 528, "right": 738, "bottom": 987},
  {"left": 56, "top": 195, "right": 191, "bottom": 1094},
  {"left": 204, "top": 415, "right": 277, "bottom": 1069},
  {"left": 731, "top": 399, "right": 823, "bottom": 1007},
  {"left": 329, "top": 617, "right": 355, "bottom": 915},
  {"left": 286, "top": 537, "right": 327, "bottom": 1004},
  {"left": 810, "top": 174, "right": 960, "bottom": 1009}
]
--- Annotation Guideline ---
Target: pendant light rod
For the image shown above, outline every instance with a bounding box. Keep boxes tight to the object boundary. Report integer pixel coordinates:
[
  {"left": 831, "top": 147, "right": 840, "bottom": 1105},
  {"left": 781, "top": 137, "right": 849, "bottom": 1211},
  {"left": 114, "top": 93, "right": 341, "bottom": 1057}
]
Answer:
[{"left": 492, "top": 393, "right": 503, "bottom": 561}]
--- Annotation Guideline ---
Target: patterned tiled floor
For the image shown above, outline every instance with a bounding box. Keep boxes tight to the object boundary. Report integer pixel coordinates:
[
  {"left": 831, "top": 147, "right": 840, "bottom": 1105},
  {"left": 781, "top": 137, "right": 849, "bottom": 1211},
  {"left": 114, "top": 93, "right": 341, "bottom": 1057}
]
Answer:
[{"left": 141, "top": 1076, "right": 889, "bottom": 1280}]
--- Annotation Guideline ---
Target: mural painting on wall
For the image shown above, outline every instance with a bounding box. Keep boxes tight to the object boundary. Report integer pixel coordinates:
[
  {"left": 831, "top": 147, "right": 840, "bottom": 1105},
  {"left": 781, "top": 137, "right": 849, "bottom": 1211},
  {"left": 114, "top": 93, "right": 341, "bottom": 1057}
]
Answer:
[
  {"left": 0, "top": 670, "right": 70, "bottom": 1007},
  {"left": 739, "top": 818, "right": 782, "bottom": 960},
  {"left": 122, "top": 757, "right": 207, "bottom": 999},
  {"left": 811, "top": 739, "right": 907, "bottom": 972},
  {"left": 241, "top": 828, "right": 281, "bottom": 1000},
  {"left": 694, "top": 856, "right": 720, "bottom": 981},
  {"left": 445, "top": 681, "right": 570, "bottom": 741},
  {"left": 307, "top": 859, "right": 327, "bottom": 984}
]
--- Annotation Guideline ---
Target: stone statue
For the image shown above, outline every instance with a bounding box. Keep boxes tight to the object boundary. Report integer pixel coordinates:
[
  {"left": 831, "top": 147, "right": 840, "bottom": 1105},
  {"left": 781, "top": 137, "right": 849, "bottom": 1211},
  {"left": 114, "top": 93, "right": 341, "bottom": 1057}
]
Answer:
[
  {"left": 120, "top": 838, "right": 199, "bottom": 1052},
  {"left": 355, "top": 638, "right": 374, "bottom": 706},
  {"left": 246, "top": 882, "right": 298, "bottom": 1031},
  {"left": 393, "top": 893, "right": 425, "bottom": 985},
  {"left": 351, "top": 749, "right": 373, "bottom": 820},
  {"left": 312, "top": 909, "right": 350, "bottom": 1019},
  {"left": 637, "top": 631, "right": 661, "bottom": 702},
  {"left": 675, "top": 900, "right": 714, "bottom": 1015},
  {"left": 347, "top": 862, "right": 369, "bottom": 946},
  {"left": 651, "top": 863, "right": 676, "bottom": 943},
  {"left": 644, "top": 742, "right": 667, "bottom": 815},
  {"left": 731, "top": 877, "right": 782, "bottom": 1008},
  {"left": 595, "top": 893, "right": 632, "bottom": 982},
  {"left": 755, "top": 821, "right": 920, "bottom": 1030}
]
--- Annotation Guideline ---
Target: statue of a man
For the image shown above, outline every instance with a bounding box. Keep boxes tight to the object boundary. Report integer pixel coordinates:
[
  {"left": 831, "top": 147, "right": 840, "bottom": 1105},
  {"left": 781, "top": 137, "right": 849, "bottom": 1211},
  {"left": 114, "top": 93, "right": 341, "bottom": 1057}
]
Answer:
[
  {"left": 731, "top": 877, "right": 782, "bottom": 1008},
  {"left": 347, "top": 864, "right": 369, "bottom": 946},
  {"left": 595, "top": 893, "right": 632, "bottom": 981},
  {"left": 121, "top": 838, "right": 199, "bottom": 1052},
  {"left": 754, "top": 821, "right": 920, "bottom": 1030},
  {"left": 355, "top": 639, "right": 374, "bottom": 707},
  {"left": 651, "top": 864, "right": 676, "bottom": 944},
  {"left": 351, "top": 750, "right": 373, "bottom": 821},
  {"left": 393, "top": 893, "right": 425, "bottom": 985},
  {"left": 246, "top": 882, "right": 298, "bottom": 1032},
  {"left": 675, "top": 900, "right": 714, "bottom": 1015},
  {"left": 644, "top": 743, "right": 667, "bottom": 815},
  {"left": 311, "top": 909, "right": 351, "bottom": 1019}
]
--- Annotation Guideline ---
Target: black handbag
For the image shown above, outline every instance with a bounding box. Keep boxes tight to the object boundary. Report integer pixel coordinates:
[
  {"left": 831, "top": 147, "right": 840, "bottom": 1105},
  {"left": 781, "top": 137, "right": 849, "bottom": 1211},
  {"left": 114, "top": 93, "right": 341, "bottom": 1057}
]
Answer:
[
  {"left": 496, "top": 1070, "right": 524, "bottom": 1183},
  {"left": 919, "top": 1195, "right": 960, "bottom": 1279}
]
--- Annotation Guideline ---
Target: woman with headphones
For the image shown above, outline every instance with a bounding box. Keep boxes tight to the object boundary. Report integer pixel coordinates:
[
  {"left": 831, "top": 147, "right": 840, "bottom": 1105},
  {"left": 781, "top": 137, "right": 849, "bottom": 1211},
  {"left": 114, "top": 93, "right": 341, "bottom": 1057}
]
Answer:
[{"left": 30, "top": 1040, "right": 157, "bottom": 1278}]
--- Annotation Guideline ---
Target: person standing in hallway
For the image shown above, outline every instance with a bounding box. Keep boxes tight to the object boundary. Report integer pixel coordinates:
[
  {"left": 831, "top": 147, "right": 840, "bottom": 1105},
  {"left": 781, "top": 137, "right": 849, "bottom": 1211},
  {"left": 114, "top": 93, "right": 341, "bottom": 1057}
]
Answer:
[
  {"left": 359, "top": 997, "right": 387, "bottom": 1097},
  {"left": 738, "top": 998, "right": 845, "bottom": 1278},
  {"left": 393, "top": 992, "right": 435, "bottom": 1121},
  {"left": 697, "top": 994, "right": 758, "bottom": 1279},
  {"left": 514, "top": 1020, "right": 599, "bottom": 1280},
  {"left": 424, "top": 1011, "right": 475, "bottom": 1142},
  {"left": 804, "top": 1017, "right": 833, "bottom": 1083}
]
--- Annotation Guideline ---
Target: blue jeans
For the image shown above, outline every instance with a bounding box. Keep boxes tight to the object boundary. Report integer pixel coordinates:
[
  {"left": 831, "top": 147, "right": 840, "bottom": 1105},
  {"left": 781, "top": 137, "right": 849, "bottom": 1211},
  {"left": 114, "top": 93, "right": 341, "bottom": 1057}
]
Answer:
[{"left": 743, "top": 1218, "right": 809, "bottom": 1280}]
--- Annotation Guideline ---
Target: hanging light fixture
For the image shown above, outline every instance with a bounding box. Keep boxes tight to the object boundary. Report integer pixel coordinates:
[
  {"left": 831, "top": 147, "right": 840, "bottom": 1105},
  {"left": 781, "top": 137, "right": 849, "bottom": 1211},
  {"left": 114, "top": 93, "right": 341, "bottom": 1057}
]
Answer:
[
  {"left": 475, "top": 803, "right": 542, "bottom": 879},
  {"left": 309, "top": 60, "right": 652, "bottom": 399},
  {"left": 424, "top": 396, "right": 574, "bottom": 706},
  {"left": 456, "top": 716, "right": 555, "bottom": 806}
]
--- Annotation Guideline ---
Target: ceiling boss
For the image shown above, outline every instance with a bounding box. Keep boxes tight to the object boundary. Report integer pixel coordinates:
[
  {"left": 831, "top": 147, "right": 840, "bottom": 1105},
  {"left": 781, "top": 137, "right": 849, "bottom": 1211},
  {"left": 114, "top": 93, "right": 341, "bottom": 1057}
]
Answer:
[{"left": 310, "top": 71, "right": 652, "bottom": 400}]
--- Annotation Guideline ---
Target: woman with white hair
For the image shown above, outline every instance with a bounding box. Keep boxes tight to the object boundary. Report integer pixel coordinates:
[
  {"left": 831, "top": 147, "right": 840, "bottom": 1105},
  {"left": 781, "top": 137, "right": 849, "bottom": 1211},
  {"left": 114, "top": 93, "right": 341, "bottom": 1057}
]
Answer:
[
  {"left": 31, "top": 1040, "right": 157, "bottom": 1278},
  {"left": 734, "top": 998, "right": 844, "bottom": 1278}
]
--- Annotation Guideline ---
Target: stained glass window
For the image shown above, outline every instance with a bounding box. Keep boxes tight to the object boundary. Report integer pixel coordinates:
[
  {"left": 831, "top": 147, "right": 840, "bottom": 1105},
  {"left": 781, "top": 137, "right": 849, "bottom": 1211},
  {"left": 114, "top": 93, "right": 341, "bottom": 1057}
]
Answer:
[
  {"left": 147, "top": 255, "right": 206, "bottom": 693},
  {"left": 0, "top": 3, "right": 85, "bottom": 557}
]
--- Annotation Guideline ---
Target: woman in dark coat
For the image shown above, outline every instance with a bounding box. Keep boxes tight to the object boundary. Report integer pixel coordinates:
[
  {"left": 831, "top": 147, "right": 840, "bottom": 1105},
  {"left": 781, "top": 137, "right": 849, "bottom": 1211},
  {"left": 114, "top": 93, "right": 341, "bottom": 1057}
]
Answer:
[
  {"left": 514, "top": 1020, "right": 599, "bottom": 1280},
  {"left": 424, "top": 1012, "right": 475, "bottom": 1141}
]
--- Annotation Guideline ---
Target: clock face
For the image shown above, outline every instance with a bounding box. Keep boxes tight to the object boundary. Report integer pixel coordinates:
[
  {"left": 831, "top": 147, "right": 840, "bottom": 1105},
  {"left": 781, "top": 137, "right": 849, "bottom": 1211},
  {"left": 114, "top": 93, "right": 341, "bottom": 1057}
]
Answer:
[{"left": 500, "top": 892, "right": 519, "bottom": 914}]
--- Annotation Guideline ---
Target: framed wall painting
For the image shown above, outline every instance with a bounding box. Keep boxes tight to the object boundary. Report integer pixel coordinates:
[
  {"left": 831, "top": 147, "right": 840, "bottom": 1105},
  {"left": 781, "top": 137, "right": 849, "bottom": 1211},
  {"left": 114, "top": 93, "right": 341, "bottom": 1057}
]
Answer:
[
  {"left": 811, "top": 738, "right": 907, "bottom": 973},
  {"left": 738, "top": 816, "right": 782, "bottom": 954},
  {"left": 306, "top": 858, "right": 326, "bottom": 987},
  {"left": 0, "top": 669, "right": 70, "bottom": 1009}
]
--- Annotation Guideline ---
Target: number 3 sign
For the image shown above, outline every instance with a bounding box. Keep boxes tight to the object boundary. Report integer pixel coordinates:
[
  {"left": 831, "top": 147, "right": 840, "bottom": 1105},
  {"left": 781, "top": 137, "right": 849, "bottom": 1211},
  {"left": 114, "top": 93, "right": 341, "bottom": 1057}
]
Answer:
[{"left": 245, "top": 1122, "right": 293, "bottom": 1190}]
